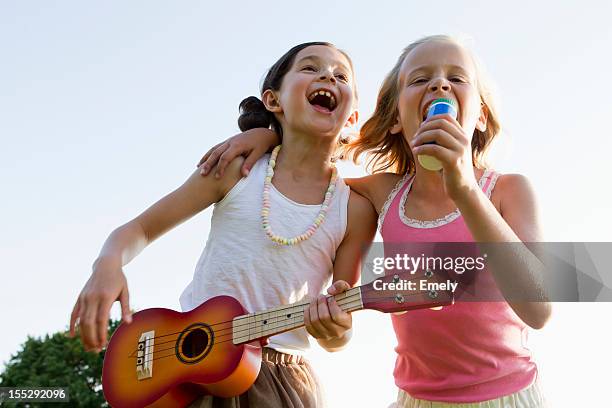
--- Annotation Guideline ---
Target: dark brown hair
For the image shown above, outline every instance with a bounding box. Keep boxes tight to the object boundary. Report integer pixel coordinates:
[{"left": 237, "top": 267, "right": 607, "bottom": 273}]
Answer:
[{"left": 238, "top": 42, "right": 357, "bottom": 139}]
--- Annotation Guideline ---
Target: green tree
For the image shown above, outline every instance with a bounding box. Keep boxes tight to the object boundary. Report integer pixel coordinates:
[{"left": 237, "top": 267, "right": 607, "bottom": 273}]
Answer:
[{"left": 0, "top": 320, "right": 120, "bottom": 407}]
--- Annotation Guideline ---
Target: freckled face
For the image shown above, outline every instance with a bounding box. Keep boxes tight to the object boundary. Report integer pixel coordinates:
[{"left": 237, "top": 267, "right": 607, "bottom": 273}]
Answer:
[{"left": 394, "top": 40, "right": 484, "bottom": 142}]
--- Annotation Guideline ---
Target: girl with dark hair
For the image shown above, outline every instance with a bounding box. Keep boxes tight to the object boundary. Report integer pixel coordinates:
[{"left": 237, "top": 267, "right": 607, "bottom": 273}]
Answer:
[{"left": 70, "top": 42, "right": 377, "bottom": 407}]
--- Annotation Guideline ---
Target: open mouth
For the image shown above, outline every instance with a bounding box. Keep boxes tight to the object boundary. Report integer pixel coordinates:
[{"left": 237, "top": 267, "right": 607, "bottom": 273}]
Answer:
[
  {"left": 421, "top": 104, "right": 431, "bottom": 121},
  {"left": 421, "top": 99, "right": 458, "bottom": 121},
  {"left": 308, "top": 89, "right": 337, "bottom": 112}
]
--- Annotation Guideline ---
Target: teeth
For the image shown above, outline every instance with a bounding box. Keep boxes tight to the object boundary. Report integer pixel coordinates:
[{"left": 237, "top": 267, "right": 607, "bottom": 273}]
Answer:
[{"left": 308, "top": 89, "right": 337, "bottom": 110}]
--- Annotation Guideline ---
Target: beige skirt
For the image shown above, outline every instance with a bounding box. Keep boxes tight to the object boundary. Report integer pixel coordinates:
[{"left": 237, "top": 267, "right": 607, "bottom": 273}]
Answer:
[
  {"left": 394, "top": 380, "right": 547, "bottom": 408},
  {"left": 187, "top": 348, "right": 324, "bottom": 408}
]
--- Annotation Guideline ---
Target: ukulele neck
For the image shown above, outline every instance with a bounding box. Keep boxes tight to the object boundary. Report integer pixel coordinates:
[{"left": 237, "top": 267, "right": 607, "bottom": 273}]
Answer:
[{"left": 231, "top": 287, "right": 363, "bottom": 345}]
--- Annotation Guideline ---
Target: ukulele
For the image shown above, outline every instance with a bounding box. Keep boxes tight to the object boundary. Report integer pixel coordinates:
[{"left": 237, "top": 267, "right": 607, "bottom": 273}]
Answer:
[{"left": 102, "top": 269, "right": 453, "bottom": 407}]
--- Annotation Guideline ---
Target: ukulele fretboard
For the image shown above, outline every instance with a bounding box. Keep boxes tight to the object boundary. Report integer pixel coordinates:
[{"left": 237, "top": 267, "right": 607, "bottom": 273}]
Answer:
[{"left": 232, "top": 287, "right": 363, "bottom": 344}]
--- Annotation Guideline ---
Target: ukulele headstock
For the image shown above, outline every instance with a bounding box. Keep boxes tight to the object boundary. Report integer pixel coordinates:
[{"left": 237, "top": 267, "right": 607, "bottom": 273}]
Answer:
[{"left": 361, "top": 269, "right": 454, "bottom": 313}]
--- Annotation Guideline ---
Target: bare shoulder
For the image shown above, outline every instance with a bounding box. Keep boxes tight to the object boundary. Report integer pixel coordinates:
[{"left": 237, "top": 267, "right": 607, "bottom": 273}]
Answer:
[
  {"left": 492, "top": 173, "right": 538, "bottom": 213},
  {"left": 132, "top": 158, "right": 247, "bottom": 242},
  {"left": 218, "top": 155, "right": 246, "bottom": 175},
  {"left": 345, "top": 172, "right": 404, "bottom": 214},
  {"left": 216, "top": 156, "right": 246, "bottom": 196},
  {"left": 491, "top": 173, "right": 543, "bottom": 241},
  {"left": 168, "top": 155, "right": 247, "bottom": 206},
  {"left": 495, "top": 173, "right": 534, "bottom": 190}
]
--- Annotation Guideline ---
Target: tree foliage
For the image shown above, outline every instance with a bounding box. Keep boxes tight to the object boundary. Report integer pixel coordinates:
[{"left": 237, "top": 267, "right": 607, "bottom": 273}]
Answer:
[{"left": 0, "top": 320, "right": 120, "bottom": 407}]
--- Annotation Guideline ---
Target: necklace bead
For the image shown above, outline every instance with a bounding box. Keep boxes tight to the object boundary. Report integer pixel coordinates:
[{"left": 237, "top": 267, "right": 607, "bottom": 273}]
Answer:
[{"left": 261, "top": 145, "right": 337, "bottom": 246}]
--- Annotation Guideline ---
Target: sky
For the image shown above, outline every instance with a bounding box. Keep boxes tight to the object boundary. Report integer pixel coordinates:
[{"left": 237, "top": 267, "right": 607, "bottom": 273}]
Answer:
[{"left": 1, "top": 1, "right": 611, "bottom": 407}]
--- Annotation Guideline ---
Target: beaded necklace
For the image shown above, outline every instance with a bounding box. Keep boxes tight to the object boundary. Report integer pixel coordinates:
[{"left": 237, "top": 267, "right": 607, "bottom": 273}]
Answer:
[{"left": 261, "top": 145, "right": 337, "bottom": 245}]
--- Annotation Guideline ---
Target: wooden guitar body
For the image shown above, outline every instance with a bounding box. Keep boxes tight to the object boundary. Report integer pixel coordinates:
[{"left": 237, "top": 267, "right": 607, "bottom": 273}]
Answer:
[{"left": 102, "top": 296, "right": 262, "bottom": 407}]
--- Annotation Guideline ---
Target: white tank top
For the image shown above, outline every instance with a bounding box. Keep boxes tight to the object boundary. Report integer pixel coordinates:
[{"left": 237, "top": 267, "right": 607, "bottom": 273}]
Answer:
[{"left": 180, "top": 155, "right": 351, "bottom": 354}]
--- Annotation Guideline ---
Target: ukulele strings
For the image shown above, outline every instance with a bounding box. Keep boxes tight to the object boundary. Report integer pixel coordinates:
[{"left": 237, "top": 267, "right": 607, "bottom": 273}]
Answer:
[
  {"left": 127, "top": 274, "right": 447, "bottom": 359},
  {"left": 129, "top": 272, "right": 440, "bottom": 348},
  {"left": 144, "top": 293, "right": 428, "bottom": 363},
  {"left": 134, "top": 295, "right": 366, "bottom": 360},
  {"left": 132, "top": 287, "right": 449, "bottom": 362}
]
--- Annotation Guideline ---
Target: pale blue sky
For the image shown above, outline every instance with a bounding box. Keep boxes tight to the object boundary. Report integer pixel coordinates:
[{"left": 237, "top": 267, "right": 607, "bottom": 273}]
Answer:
[{"left": 1, "top": 1, "right": 611, "bottom": 406}]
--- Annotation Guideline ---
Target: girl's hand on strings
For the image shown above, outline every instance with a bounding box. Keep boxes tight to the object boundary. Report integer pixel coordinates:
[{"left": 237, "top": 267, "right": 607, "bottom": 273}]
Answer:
[
  {"left": 304, "top": 280, "right": 352, "bottom": 342},
  {"left": 69, "top": 257, "right": 132, "bottom": 353},
  {"left": 410, "top": 114, "right": 479, "bottom": 200},
  {"left": 197, "top": 128, "right": 280, "bottom": 179}
]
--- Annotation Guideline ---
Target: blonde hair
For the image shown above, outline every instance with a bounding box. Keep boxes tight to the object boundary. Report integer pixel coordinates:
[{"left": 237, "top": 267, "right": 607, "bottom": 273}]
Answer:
[{"left": 345, "top": 35, "right": 501, "bottom": 174}]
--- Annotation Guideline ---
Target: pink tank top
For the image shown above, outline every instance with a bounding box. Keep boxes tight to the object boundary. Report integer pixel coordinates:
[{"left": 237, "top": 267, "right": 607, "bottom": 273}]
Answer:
[{"left": 379, "top": 170, "right": 537, "bottom": 403}]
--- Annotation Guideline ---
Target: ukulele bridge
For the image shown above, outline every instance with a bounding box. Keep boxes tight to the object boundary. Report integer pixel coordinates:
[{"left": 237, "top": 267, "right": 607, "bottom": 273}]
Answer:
[{"left": 136, "top": 330, "right": 155, "bottom": 380}]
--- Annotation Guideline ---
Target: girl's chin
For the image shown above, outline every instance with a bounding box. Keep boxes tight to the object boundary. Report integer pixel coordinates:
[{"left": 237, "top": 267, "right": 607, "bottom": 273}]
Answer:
[
  {"left": 311, "top": 127, "right": 341, "bottom": 137},
  {"left": 303, "top": 121, "right": 342, "bottom": 137},
  {"left": 309, "top": 114, "right": 341, "bottom": 132},
  {"left": 306, "top": 112, "right": 342, "bottom": 130}
]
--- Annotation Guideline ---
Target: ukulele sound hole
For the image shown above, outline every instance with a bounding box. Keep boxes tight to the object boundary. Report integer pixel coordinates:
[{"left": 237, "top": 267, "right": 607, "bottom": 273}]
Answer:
[
  {"left": 176, "top": 323, "right": 214, "bottom": 364},
  {"left": 182, "top": 328, "right": 209, "bottom": 358}
]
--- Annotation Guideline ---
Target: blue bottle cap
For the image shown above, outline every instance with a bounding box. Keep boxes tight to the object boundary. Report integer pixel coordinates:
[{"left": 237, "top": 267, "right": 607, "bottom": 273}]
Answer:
[{"left": 426, "top": 98, "right": 457, "bottom": 120}]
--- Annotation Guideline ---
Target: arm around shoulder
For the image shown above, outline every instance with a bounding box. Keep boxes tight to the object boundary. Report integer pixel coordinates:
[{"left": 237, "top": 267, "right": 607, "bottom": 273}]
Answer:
[{"left": 345, "top": 173, "right": 403, "bottom": 216}]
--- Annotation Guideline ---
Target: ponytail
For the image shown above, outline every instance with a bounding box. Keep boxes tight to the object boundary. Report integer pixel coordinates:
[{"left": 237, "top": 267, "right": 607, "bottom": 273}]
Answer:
[{"left": 237, "top": 96, "right": 281, "bottom": 135}]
